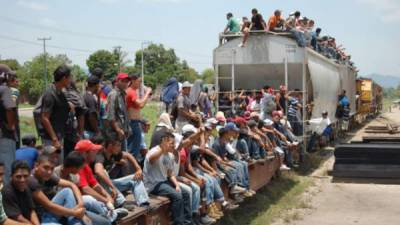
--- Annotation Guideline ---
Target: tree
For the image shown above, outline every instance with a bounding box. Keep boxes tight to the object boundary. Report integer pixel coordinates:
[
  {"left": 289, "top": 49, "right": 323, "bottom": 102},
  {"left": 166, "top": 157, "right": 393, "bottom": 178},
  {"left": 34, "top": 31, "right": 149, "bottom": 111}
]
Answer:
[
  {"left": 86, "top": 50, "right": 118, "bottom": 80},
  {"left": 17, "top": 54, "right": 74, "bottom": 103},
  {"left": 0, "top": 59, "right": 20, "bottom": 71},
  {"left": 133, "top": 44, "right": 199, "bottom": 87},
  {"left": 201, "top": 68, "right": 215, "bottom": 84}
]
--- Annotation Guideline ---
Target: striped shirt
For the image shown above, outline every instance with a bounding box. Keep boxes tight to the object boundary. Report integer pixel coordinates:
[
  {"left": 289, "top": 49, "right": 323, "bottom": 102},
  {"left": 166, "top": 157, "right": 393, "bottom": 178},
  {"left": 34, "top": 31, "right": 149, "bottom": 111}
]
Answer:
[{"left": 288, "top": 97, "right": 299, "bottom": 117}]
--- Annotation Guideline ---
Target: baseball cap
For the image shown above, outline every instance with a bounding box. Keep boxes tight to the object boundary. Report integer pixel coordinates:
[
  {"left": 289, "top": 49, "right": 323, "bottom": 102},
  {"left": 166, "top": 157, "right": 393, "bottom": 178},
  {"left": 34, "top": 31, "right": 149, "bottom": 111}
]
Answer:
[
  {"left": 75, "top": 140, "right": 102, "bottom": 153},
  {"left": 234, "top": 116, "right": 247, "bottom": 125},
  {"left": 0, "top": 64, "right": 16, "bottom": 78},
  {"left": 250, "top": 112, "right": 260, "bottom": 118},
  {"left": 206, "top": 118, "right": 218, "bottom": 125},
  {"left": 263, "top": 119, "right": 274, "bottom": 126},
  {"left": 279, "top": 85, "right": 286, "bottom": 91},
  {"left": 87, "top": 76, "right": 100, "bottom": 85},
  {"left": 225, "top": 122, "right": 240, "bottom": 132},
  {"left": 116, "top": 73, "right": 130, "bottom": 81},
  {"left": 182, "top": 81, "right": 192, "bottom": 88},
  {"left": 247, "top": 120, "right": 258, "bottom": 128},
  {"left": 182, "top": 124, "right": 198, "bottom": 135},
  {"left": 43, "top": 146, "right": 61, "bottom": 154},
  {"left": 272, "top": 111, "right": 281, "bottom": 118},
  {"left": 215, "top": 111, "right": 226, "bottom": 122}
]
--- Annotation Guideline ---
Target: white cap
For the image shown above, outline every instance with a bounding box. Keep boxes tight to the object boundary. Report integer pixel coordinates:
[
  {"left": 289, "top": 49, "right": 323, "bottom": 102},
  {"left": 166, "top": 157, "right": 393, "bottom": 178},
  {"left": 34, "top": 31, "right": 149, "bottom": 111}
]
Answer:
[
  {"left": 206, "top": 118, "right": 218, "bottom": 125},
  {"left": 182, "top": 124, "right": 198, "bottom": 135},
  {"left": 263, "top": 119, "right": 274, "bottom": 126},
  {"left": 182, "top": 81, "right": 192, "bottom": 88}
]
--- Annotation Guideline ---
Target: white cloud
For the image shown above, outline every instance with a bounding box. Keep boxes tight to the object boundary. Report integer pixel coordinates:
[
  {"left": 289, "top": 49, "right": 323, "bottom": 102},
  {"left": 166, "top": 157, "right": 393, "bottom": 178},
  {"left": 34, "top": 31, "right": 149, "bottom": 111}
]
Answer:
[
  {"left": 39, "top": 18, "right": 57, "bottom": 27},
  {"left": 357, "top": 0, "right": 400, "bottom": 23},
  {"left": 16, "top": 0, "right": 48, "bottom": 11}
]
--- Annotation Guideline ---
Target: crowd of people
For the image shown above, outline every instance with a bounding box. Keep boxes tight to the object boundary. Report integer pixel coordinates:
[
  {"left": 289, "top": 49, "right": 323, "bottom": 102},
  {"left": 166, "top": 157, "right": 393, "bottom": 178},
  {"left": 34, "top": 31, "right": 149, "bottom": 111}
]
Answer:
[
  {"left": 222, "top": 9, "right": 356, "bottom": 69},
  {"left": 0, "top": 62, "right": 343, "bottom": 225}
]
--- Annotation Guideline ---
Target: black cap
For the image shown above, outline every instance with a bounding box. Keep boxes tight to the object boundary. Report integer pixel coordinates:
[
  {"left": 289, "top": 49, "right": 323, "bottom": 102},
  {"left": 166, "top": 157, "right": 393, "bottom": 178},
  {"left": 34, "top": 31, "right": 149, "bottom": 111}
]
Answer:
[
  {"left": 22, "top": 134, "right": 36, "bottom": 146},
  {"left": 87, "top": 76, "right": 100, "bottom": 85},
  {"left": 92, "top": 68, "right": 104, "bottom": 78},
  {"left": 0, "top": 64, "right": 16, "bottom": 80},
  {"left": 247, "top": 120, "right": 258, "bottom": 128}
]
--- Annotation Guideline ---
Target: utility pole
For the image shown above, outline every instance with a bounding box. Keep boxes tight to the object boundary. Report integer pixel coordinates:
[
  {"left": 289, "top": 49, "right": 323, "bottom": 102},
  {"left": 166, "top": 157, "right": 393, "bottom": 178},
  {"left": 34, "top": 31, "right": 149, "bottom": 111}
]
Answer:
[
  {"left": 114, "top": 46, "right": 122, "bottom": 73},
  {"left": 141, "top": 41, "right": 151, "bottom": 97},
  {"left": 37, "top": 37, "right": 51, "bottom": 89}
]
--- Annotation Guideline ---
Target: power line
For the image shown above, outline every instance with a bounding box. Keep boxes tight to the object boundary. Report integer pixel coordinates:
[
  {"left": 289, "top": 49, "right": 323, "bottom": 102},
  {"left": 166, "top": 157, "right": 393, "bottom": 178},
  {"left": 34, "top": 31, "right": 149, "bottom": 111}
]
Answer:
[
  {"left": 0, "top": 34, "right": 211, "bottom": 66},
  {"left": 0, "top": 15, "right": 210, "bottom": 58},
  {"left": 0, "top": 34, "right": 94, "bottom": 53}
]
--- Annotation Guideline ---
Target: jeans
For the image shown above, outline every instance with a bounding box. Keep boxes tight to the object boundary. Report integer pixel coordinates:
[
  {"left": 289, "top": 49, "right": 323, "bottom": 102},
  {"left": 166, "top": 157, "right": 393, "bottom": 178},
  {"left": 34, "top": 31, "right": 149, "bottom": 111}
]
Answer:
[
  {"left": 0, "top": 138, "right": 16, "bottom": 184},
  {"left": 290, "top": 28, "right": 306, "bottom": 47},
  {"left": 83, "top": 195, "right": 116, "bottom": 223},
  {"left": 288, "top": 114, "right": 303, "bottom": 136},
  {"left": 248, "top": 139, "right": 265, "bottom": 159},
  {"left": 194, "top": 168, "right": 224, "bottom": 204},
  {"left": 307, "top": 132, "right": 319, "bottom": 152},
  {"left": 217, "top": 164, "right": 238, "bottom": 188},
  {"left": 41, "top": 188, "right": 82, "bottom": 225},
  {"left": 151, "top": 181, "right": 192, "bottom": 225},
  {"left": 179, "top": 182, "right": 200, "bottom": 214},
  {"left": 231, "top": 160, "right": 249, "bottom": 189},
  {"left": 112, "top": 175, "right": 150, "bottom": 206},
  {"left": 127, "top": 120, "right": 142, "bottom": 159}
]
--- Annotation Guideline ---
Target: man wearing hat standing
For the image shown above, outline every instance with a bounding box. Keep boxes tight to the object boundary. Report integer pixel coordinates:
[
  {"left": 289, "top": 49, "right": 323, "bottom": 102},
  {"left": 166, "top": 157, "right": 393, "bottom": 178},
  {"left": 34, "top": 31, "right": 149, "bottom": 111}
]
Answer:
[
  {"left": 175, "top": 81, "right": 198, "bottom": 133},
  {"left": 105, "top": 73, "right": 130, "bottom": 151},
  {"left": 83, "top": 76, "right": 101, "bottom": 139},
  {"left": 0, "top": 64, "right": 18, "bottom": 183}
]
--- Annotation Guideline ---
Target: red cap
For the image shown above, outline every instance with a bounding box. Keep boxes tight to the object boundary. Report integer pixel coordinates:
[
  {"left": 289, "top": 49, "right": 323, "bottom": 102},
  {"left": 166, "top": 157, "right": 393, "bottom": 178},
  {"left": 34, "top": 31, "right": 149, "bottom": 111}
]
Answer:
[
  {"left": 75, "top": 140, "right": 102, "bottom": 153},
  {"left": 280, "top": 85, "right": 286, "bottom": 91},
  {"left": 234, "top": 116, "right": 247, "bottom": 125},
  {"left": 116, "top": 73, "right": 130, "bottom": 81},
  {"left": 272, "top": 110, "right": 281, "bottom": 118}
]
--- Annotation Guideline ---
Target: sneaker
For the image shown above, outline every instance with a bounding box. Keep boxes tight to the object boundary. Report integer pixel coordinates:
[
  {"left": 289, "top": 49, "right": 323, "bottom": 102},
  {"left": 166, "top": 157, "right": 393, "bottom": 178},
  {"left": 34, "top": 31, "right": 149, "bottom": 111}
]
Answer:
[
  {"left": 208, "top": 206, "right": 221, "bottom": 220},
  {"left": 243, "top": 191, "right": 253, "bottom": 198},
  {"left": 238, "top": 43, "right": 245, "bottom": 47},
  {"left": 122, "top": 202, "right": 136, "bottom": 211},
  {"left": 280, "top": 164, "right": 291, "bottom": 171},
  {"left": 223, "top": 203, "right": 239, "bottom": 211},
  {"left": 230, "top": 185, "right": 246, "bottom": 194},
  {"left": 211, "top": 203, "right": 224, "bottom": 217},
  {"left": 200, "top": 215, "right": 216, "bottom": 225},
  {"left": 233, "top": 195, "right": 244, "bottom": 203},
  {"left": 249, "top": 189, "right": 256, "bottom": 195},
  {"left": 114, "top": 208, "right": 129, "bottom": 221}
]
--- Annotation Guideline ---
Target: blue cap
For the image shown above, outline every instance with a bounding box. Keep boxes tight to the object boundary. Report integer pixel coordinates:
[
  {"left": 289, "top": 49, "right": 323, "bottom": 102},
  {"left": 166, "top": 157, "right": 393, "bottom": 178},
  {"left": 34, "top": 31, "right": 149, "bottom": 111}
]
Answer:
[{"left": 225, "top": 122, "right": 240, "bottom": 132}]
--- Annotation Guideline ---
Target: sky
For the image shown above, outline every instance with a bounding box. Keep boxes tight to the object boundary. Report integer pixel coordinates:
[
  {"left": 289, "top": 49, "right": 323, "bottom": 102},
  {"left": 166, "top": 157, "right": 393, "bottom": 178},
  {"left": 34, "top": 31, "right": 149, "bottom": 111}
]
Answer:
[{"left": 0, "top": 0, "right": 399, "bottom": 76}]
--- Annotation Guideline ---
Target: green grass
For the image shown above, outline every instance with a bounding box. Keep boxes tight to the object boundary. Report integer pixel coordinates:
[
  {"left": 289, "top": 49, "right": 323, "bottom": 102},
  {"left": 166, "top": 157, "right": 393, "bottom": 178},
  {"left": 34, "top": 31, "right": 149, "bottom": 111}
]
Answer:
[
  {"left": 19, "top": 103, "right": 34, "bottom": 109},
  {"left": 18, "top": 102, "right": 159, "bottom": 146},
  {"left": 218, "top": 149, "right": 332, "bottom": 225},
  {"left": 219, "top": 174, "right": 314, "bottom": 225},
  {"left": 142, "top": 102, "right": 160, "bottom": 146}
]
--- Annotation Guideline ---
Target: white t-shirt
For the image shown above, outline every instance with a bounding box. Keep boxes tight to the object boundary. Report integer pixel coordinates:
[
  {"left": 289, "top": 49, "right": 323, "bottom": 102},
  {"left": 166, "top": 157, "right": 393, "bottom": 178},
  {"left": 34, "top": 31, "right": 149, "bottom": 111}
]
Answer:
[
  {"left": 143, "top": 146, "right": 175, "bottom": 192},
  {"left": 309, "top": 117, "right": 331, "bottom": 135}
]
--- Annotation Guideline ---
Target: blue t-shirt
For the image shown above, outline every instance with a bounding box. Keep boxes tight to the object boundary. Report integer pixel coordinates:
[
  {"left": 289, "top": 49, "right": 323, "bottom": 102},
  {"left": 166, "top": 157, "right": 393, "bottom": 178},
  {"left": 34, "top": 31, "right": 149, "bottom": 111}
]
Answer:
[{"left": 16, "top": 147, "right": 38, "bottom": 169}]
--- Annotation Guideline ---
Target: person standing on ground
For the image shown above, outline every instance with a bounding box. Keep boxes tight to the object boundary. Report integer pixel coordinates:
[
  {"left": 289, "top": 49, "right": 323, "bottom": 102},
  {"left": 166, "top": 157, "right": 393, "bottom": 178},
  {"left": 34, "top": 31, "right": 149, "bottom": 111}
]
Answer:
[
  {"left": 126, "top": 74, "right": 152, "bottom": 160},
  {"left": 83, "top": 76, "right": 101, "bottom": 139},
  {"left": 0, "top": 64, "right": 18, "bottom": 183},
  {"left": 104, "top": 73, "right": 131, "bottom": 151},
  {"left": 40, "top": 65, "right": 72, "bottom": 152}
]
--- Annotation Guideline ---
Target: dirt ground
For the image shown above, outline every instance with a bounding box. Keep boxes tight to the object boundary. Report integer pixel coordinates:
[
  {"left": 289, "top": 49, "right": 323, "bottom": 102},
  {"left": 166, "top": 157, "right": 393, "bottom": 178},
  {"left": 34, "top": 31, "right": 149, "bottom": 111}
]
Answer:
[{"left": 272, "top": 108, "right": 400, "bottom": 225}]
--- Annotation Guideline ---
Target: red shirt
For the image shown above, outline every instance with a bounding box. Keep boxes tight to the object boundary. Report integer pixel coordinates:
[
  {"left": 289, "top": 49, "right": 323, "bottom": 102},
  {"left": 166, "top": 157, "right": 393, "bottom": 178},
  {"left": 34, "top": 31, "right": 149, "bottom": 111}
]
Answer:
[
  {"left": 125, "top": 87, "right": 140, "bottom": 109},
  {"left": 79, "top": 164, "right": 98, "bottom": 188},
  {"left": 179, "top": 148, "right": 189, "bottom": 165}
]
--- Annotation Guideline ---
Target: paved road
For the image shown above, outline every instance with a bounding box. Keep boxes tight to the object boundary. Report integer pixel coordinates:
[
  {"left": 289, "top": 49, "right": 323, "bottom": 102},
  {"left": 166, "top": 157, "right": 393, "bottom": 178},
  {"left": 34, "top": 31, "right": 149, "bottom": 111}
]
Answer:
[{"left": 276, "top": 109, "right": 400, "bottom": 225}]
